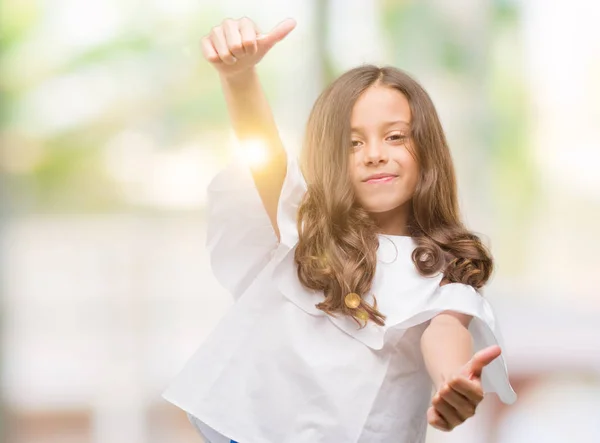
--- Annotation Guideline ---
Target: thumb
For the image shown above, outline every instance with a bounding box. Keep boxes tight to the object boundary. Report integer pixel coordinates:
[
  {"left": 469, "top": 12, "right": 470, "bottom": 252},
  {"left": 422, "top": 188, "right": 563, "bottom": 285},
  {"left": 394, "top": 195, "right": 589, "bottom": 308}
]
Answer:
[
  {"left": 463, "top": 345, "right": 502, "bottom": 379},
  {"left": 258, "top": 18, "right": 296, "bottom": 50}
]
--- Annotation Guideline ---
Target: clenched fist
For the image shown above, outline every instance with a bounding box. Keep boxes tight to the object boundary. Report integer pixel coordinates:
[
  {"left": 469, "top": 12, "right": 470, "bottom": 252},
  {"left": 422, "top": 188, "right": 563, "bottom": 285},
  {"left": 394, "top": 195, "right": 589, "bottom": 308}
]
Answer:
[{"left": 201, "top": 17, "right": 296, "bottom": 78}]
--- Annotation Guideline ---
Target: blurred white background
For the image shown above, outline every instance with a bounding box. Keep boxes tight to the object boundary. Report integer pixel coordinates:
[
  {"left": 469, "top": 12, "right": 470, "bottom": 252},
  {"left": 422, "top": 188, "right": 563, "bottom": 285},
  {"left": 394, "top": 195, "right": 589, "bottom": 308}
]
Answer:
[{"left": 1, "top": 0, "right": 599, "bottom": 442}]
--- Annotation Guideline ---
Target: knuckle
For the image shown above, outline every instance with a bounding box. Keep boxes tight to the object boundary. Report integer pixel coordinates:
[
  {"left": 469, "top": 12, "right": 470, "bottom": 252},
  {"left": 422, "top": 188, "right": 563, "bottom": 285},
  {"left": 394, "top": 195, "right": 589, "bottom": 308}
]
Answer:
[
  {"left": 460, "top": 404, "right": 470, "bottom": 416},
  {"left": 430, "top": 418, "right": 445, "bottom": 430}
]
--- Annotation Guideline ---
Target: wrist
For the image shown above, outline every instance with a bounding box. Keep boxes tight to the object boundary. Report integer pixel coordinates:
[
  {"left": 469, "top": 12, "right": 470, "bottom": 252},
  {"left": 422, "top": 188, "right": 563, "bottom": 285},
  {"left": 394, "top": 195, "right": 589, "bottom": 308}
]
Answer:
[{"left": 219, "top": 68, "right": 258, "bottom": 86}]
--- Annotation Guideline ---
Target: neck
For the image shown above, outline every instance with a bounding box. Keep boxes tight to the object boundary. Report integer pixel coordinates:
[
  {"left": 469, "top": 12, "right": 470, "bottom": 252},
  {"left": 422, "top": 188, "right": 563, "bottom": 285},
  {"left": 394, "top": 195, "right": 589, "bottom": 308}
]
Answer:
[{"left": 369, "top": 203, "right": 412, "bottom": 236}]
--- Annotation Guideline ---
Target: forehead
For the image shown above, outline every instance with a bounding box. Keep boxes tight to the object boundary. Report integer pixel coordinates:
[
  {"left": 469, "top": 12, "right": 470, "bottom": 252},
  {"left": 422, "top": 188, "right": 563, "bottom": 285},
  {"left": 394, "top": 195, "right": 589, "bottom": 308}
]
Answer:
[{"left": 350, "top": 85, "right": 411, "bottom": 129}]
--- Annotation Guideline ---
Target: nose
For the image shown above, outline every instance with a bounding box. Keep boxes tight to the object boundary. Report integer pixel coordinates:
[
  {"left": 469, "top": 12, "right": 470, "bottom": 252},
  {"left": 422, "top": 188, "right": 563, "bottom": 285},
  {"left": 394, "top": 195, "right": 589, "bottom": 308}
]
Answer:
[{"left": 363, "top": 141, "right": 389, "bottom": 165}]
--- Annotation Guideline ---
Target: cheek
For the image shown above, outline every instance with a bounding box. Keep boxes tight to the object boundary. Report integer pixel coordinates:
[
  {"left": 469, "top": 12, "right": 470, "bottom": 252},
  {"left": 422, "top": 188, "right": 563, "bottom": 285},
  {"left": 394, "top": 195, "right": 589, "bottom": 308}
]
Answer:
[
  {"left": 348, "top": 153, "right": 362, "bottom": 182},
  {"left": 395, "top": 151, "right": 420, "bottom": 186},
  {"left": 404, "top": 160, "right": 420, "bottom": 192}
]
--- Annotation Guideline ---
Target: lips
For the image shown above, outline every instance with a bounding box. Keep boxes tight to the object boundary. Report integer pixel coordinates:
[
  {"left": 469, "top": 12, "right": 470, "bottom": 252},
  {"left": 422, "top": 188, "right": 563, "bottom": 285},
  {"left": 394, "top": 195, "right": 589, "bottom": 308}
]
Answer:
[{"left": 363, "top": 173, "right": 398, "bottom": 184}]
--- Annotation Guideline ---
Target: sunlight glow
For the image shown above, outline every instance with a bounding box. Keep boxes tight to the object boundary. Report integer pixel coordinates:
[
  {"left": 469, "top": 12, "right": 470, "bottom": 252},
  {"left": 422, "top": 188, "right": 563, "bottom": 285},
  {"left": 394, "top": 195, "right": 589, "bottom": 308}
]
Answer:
[{"left": 234, "top": 138, "right": 269, "bottom": 167}]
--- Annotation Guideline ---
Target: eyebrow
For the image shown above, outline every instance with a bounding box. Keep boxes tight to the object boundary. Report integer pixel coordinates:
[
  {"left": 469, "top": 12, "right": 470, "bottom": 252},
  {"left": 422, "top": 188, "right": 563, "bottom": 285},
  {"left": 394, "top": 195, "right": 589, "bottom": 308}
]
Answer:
[{"left": 351, "top": 120, "right": 411, "bottom": 131}]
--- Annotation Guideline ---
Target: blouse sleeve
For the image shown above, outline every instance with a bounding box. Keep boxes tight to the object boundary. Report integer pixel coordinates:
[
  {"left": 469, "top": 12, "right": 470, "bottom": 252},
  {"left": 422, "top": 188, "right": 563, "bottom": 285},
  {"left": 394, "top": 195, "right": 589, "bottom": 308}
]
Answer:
[{"left": 206, "top": 155, "right": 306, "bottom": 300}]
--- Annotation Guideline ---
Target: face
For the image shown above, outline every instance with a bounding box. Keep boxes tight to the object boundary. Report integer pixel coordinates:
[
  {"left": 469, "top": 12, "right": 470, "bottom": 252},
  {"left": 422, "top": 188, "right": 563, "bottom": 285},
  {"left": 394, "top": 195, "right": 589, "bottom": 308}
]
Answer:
[{"left": 349, "top": 84, "right": 419, "bottom": 215}]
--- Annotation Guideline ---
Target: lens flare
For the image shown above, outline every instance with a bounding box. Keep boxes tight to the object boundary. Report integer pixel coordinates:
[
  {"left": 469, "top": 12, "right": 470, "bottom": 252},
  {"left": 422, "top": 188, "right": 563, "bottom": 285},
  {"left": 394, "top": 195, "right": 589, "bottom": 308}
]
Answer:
[{"left": 235, "top": 139, "right": 269, "bottom": 167}]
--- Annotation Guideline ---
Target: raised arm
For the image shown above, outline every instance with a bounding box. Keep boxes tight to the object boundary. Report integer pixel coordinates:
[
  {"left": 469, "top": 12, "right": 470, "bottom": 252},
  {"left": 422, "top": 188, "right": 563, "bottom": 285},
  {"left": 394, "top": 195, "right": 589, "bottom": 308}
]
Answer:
[{"left": 201, "top": 17, "right": 296, "bottom": 241}]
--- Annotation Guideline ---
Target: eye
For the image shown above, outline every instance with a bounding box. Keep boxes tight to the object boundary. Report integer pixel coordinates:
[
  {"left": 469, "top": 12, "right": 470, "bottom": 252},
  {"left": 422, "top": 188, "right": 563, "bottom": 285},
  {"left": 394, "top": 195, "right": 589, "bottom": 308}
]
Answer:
[
  {"left": 351, "top": 140, "right": 363, "bottom": 148},
  {"left": 387, "top": 134, "right": 408, "bottom": 143}
]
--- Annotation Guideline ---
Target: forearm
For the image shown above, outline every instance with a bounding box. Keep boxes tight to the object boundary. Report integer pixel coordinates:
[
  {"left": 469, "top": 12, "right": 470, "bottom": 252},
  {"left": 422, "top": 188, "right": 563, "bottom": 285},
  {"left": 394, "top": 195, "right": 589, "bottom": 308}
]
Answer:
[
  {"left": 421, "top": 315, "right": 473, "bottom": 391},
  {"left": 220, "top": 69, "right": 286, "bottom": 161}
]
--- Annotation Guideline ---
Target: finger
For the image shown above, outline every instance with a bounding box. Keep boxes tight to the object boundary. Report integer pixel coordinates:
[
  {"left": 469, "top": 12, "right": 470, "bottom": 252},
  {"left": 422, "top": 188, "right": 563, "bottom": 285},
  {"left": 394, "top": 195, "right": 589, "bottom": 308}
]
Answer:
[
  {"left": 432, "top": 394, "right": 463, "bottom": 430},
  {"left": 268, "top": 18, "right": 296, "bottom": 42},
  {"left": 439, "top": 385, "right": 476, "bottom": 421},
  {"left": 427, "top": 406, "right": 450, "bottom": 432},
  {"left": 239, "top": 16, "right": 258, "bottom": 56},
  {"left": 259, "top": 17, "right": 296, "bottom": 50},
  {"left": 201, "top": 37, "right": 221, "bottom": 64},
  {"left": 222, "top": 18, "right": 245, "bottom": 58},
  {"left": 210, "top": 26, "right": 237, "bottom": 65},
  {"left": 466, "top": 345, "right": 502, "bottom": 378},
  {"left": 448, "top": 376, "right": 484, "bottom": 404}
]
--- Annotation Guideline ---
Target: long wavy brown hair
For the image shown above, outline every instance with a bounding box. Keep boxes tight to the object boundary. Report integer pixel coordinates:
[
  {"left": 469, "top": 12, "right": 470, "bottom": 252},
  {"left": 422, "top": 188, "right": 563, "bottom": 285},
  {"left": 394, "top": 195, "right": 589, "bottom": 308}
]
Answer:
[{"left": 294, "top": 65, "right": 493, "bottom": 326}]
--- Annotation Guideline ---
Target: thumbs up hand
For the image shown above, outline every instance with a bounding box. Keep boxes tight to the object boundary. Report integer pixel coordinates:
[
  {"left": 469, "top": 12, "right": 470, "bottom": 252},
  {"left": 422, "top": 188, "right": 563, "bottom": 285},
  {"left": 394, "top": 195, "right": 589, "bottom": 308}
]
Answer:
[
  {"left": 201, "top": 17, "right": 296, "bottom": 78},
  {"left": 427, "top": 345, "right": 502, "bottom": 432}
]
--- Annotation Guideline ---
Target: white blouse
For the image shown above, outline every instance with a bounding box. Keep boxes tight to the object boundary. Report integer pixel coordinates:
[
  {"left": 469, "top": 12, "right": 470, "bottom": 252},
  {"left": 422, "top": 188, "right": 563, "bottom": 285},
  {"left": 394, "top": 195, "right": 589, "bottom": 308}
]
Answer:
[{"left": 162, "top": 156, "right": 517, "bottom": 443}]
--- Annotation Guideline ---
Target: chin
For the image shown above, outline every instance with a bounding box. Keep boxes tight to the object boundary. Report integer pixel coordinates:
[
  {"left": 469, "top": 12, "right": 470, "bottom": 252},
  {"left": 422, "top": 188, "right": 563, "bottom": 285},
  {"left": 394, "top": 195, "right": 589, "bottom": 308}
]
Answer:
[{"left": 359, "top": 197, "right": 410, "bottom": 214}]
